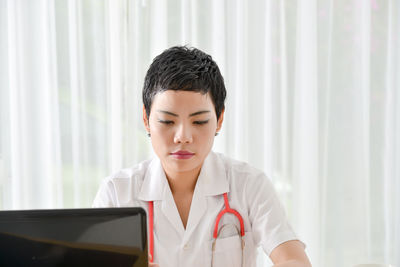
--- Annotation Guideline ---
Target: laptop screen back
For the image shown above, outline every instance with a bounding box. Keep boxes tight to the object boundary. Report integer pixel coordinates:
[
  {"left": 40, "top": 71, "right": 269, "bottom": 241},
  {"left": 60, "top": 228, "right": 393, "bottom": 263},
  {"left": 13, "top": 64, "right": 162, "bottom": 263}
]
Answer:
[{"left": 0, "top": 207, "right": 148, "bottom": 267}]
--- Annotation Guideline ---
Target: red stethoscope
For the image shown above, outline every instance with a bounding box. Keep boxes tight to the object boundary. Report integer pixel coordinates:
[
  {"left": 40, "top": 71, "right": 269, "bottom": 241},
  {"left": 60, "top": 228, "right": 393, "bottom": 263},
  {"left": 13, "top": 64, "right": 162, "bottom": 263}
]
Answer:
[{"left": 148, "top": 192, "right": 245, "bottom": 266}]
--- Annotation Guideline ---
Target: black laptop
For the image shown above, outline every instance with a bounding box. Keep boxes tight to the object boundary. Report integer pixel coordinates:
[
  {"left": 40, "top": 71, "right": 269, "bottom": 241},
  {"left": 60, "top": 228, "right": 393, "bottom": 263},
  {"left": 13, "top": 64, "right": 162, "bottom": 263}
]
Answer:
[{"left": 0, "top": 207, "right": 148, "bottom": 267}]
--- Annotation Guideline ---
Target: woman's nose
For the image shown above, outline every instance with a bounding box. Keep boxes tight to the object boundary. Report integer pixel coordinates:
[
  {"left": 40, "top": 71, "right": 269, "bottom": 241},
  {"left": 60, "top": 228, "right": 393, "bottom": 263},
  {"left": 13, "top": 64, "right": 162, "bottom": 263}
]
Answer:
[{"left": 174, "top": 124, "right": 193, "bottom": 144}]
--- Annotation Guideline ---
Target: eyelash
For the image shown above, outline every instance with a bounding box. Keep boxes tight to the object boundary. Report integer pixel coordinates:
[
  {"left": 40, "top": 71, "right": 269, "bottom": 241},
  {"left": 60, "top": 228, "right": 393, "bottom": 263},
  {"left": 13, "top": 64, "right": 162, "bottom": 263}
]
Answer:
[
  {"left": 193, "top": 120, "right": 209, "bottom": 125},
  {"left": 158, "top": 120, "right": 174, "bottom": 125},
  {"left": 158, "top": 120, "right": 209, "bottom": 125}
]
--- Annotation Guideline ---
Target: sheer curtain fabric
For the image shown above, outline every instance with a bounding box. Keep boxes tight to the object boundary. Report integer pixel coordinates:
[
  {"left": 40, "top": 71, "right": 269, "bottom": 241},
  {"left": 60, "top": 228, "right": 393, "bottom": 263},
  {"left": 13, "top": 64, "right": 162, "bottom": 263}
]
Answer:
[{"left": 0, "top": 0, "right": 399, "bottom": 266}]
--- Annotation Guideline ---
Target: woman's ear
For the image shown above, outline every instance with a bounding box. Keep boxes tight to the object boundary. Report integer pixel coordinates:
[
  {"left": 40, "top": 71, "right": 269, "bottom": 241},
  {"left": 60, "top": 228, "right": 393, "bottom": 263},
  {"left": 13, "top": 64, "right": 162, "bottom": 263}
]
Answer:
[
  {"left": 143, "top": 105, "right": 150, "bottom": 133},
  {"left": 216, "top": 109, "right": 225, "bottom": 132}
]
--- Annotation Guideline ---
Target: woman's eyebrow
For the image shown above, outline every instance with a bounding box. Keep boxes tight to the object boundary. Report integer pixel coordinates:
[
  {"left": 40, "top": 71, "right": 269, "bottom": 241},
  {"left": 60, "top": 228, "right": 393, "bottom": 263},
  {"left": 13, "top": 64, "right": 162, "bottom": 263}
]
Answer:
[
  {"left": 189, "top": 110, "right": 210, "bottom": 117},
  {"left": 156, "top": 110, "right": 178, "bottom": 117},
  {"left": 156, "top": 110, "right": 210, "bottom": 117}
]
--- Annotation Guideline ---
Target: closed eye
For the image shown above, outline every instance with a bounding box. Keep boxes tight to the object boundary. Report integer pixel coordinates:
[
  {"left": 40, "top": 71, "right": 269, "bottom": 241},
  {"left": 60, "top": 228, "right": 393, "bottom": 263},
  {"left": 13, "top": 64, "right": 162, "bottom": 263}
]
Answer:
[
  {"left": 193, "top": 120, "right": 209, "bottom": 125},
  {"left": 158, "top": 120, "right": 174, "bottom": 125}
]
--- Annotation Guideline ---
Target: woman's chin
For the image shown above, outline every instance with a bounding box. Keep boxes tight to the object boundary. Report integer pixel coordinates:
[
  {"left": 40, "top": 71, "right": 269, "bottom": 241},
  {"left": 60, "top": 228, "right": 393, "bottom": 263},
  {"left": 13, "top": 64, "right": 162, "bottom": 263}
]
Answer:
[{"left": 163, "top": 157, "right": 201, "bottom": 173}]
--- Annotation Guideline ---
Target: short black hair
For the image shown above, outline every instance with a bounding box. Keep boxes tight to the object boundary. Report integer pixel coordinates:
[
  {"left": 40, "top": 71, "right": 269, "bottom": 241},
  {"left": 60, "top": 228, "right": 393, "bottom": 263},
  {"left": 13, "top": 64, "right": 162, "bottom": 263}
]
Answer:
[{"left": 142, "top": 46, "right": 226, "bottom": 120}]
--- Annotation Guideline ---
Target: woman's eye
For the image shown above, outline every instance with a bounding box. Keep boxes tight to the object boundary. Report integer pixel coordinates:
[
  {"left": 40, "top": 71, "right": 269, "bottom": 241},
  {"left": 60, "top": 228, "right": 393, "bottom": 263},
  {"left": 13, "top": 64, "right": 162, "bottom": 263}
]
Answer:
[
  {"left": 158, "top": 120, "right": 174, "bottom": 125},
  {"left": 193, "top": 120, "right": 209, "bottom": 125}
]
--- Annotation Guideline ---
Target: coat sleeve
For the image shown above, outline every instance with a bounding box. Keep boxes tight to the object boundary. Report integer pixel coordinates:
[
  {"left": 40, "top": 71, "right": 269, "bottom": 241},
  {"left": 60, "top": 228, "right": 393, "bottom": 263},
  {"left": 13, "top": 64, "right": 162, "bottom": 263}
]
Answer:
[{"left": 245, "top": 172, "right": 303, "bottom": 256}]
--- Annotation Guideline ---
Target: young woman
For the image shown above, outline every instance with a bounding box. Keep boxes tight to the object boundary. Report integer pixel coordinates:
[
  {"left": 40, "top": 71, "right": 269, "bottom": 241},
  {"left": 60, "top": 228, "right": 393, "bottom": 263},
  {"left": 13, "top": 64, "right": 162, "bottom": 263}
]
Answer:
[{"left": 93, "top": 46, "right": 311, "bottom": 267}]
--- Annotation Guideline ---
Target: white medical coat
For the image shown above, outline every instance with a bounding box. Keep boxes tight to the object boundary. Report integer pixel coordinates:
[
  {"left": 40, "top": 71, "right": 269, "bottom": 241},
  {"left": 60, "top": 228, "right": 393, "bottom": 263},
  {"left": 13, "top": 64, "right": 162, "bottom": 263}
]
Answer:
[{"left": 93, "top": 151, "right": 300, "bottom": 267}]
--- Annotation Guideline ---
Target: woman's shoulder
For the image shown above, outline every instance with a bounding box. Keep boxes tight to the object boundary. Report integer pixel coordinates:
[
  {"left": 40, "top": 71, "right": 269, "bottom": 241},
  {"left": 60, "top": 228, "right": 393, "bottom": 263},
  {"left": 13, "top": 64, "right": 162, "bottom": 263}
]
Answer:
[
  {"left": 210, "top": 152, "right": 273, "bottom": 195},
  {"left": 93, "top": 158, "right": 154, "bottom": 207},
  {"left": 212, "top": 152, "right": 278, "bottom": 206},
  {"left": 105, "top": 158, "right": 153, "bottom": 182},
  {"left": 213, "top": 152, "right": 265, "bottom": 179},
  {"left": 99, "top": 158, "right": 155, "bottom": 195}
]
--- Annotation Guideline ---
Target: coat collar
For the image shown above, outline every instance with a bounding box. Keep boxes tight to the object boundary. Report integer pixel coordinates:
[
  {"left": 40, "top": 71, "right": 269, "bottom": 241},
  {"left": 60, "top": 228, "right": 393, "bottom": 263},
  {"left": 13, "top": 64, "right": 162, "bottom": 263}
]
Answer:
[
  {"left": 137, "top": 151, "right": 229, "bottom": 201},
  {"left": 198, "top": 151, "right": 230, "bottom": 196},
  {"left": 137, "top": 157, "right": 166, "bottom": 201}
]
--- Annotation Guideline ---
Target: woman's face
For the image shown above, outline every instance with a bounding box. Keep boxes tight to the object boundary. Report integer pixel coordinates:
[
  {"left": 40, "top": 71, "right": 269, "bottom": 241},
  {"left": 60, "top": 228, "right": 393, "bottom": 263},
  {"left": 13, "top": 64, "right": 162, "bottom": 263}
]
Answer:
[{"left": 143, "top": 90, "right": 224, "bottom": 176}]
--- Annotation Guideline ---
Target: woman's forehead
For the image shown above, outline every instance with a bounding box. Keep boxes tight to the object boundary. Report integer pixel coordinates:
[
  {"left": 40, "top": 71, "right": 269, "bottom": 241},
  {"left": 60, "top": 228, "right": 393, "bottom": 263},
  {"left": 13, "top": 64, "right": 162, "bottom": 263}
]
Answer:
[{"left": 152, "top": 90, "right": 215, "bottom": 111}]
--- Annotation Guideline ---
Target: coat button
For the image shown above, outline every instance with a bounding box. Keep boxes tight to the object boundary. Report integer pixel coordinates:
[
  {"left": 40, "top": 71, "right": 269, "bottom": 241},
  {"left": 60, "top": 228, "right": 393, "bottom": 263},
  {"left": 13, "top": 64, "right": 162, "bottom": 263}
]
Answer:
[{"left": 183, "top": 243, "right": 190, "bottom": 250}]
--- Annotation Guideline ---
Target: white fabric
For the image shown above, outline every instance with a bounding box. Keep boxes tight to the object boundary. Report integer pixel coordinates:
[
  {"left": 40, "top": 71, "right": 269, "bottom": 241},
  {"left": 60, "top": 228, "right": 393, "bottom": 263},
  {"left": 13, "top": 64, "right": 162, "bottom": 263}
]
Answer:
[{"left": 93, "top": 151, "right": 300, "bottom": 267}]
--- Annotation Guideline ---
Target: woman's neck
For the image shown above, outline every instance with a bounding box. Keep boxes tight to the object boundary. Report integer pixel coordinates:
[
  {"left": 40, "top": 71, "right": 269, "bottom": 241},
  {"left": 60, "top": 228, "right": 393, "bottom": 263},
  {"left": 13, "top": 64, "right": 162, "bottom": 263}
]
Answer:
[{"left": 163, "top": 166, "right": 201, "bottom": 195}]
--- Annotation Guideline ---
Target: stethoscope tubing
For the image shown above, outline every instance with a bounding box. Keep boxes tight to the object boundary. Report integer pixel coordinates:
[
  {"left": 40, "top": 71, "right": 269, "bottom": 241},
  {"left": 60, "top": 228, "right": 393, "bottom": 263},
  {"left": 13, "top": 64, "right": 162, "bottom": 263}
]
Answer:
[
  {"left": 148, "top": 201, "right": 154, "bottom": 263},
  {"left": 147, "top": 192, "right": 245, "bottom": 264},
  {"left": 213, "top": 193, "right": 245, "bottom": 238}
]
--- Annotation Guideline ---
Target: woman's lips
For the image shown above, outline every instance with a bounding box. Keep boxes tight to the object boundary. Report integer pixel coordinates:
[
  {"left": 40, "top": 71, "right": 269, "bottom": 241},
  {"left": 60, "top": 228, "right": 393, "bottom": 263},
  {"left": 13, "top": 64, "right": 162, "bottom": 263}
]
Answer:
[{"left": 170, "top": 150, "right": 195, "bottom": 159}]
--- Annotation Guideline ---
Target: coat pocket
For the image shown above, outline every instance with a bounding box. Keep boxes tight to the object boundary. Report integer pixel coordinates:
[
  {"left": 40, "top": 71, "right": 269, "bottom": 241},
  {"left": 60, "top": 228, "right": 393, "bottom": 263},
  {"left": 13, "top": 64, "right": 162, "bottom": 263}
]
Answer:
[{"left": 205, "top": 232, "right": 256, "bottom": 267}]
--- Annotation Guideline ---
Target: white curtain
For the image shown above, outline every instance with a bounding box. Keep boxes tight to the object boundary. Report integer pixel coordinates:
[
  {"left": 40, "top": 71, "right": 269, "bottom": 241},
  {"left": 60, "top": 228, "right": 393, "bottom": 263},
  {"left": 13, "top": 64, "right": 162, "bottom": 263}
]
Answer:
[{"left": 0, "top": 0, "right": 399, "bottom": 266}]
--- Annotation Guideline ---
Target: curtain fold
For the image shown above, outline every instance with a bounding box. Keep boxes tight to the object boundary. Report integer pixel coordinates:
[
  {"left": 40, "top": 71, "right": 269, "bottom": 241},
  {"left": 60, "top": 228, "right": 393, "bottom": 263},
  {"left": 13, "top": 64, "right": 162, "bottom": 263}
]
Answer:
[
  {"left": 292, "top": 0, "right": 319, "bottom": 264},
  {"left": 383, "top": 1, "right": 400, "bottom": 264},
  {"left": 1, "top": 0, "right": 399, "bottom": 266},
  {"left": 4, "top": 0, "right": 62, "bottom": 209}
]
